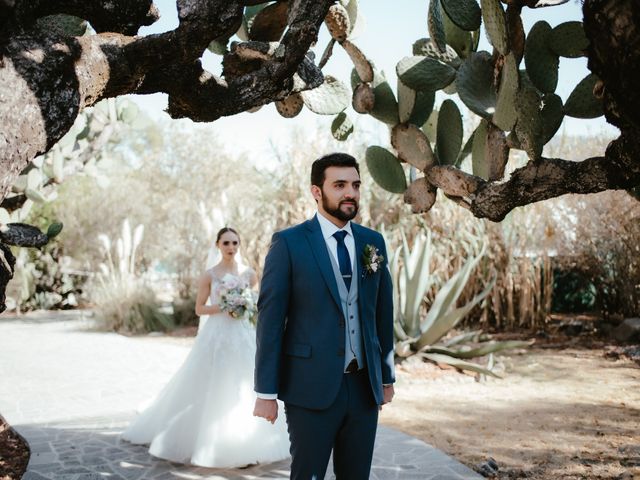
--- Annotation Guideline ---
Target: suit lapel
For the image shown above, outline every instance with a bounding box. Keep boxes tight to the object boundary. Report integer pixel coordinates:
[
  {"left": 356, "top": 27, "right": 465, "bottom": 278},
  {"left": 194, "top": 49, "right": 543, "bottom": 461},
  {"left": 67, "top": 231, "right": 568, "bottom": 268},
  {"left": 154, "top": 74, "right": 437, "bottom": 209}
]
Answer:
[
  {"left": 351, "top": 223, "right": 366, "bottom": 297},
  {"left": 305, "top": 216, "right": 342, "bottom": 310}
]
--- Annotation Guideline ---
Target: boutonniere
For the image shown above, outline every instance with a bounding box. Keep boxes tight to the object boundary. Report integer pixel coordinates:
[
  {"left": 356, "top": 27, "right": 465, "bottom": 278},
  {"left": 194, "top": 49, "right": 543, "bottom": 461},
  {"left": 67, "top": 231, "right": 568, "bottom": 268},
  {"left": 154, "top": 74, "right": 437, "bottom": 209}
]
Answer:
[{"left": 362, "top": 244, "right": 384, "bottom": 277}]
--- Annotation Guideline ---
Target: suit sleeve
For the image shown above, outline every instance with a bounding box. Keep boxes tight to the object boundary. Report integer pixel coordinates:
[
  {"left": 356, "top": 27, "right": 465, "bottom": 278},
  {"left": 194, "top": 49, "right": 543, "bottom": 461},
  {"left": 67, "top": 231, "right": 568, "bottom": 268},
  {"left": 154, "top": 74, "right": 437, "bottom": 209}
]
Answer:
[
  {"left": 375, "top": 237, "right": 396, "bottom": 385},
  {"left": 254, "top": 231, "right": 291, "bottom": 395}
]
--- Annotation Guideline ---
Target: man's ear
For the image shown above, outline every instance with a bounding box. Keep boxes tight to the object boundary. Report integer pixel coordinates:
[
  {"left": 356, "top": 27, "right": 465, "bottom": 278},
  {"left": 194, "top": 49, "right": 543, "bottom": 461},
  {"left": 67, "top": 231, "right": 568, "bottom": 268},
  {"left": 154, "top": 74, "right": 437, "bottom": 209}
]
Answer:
[{"left": 310, "top": 185, "right": 322, "bottom": 202}]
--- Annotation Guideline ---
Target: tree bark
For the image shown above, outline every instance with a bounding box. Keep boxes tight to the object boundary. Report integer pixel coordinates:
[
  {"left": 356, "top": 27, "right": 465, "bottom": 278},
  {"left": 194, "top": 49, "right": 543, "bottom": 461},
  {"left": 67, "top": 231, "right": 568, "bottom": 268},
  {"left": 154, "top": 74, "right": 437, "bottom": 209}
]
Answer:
[{"left": 0, "top": 0, "right": 332, "bottom": 200}]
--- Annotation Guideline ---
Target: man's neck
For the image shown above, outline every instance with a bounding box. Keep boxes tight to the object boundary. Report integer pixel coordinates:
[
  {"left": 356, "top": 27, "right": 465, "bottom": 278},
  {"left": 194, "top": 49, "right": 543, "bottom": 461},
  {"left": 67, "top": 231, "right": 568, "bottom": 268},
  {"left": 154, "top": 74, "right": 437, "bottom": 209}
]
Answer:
[{"left": 317, "top": 209, "right": 347, "bottom": 228}]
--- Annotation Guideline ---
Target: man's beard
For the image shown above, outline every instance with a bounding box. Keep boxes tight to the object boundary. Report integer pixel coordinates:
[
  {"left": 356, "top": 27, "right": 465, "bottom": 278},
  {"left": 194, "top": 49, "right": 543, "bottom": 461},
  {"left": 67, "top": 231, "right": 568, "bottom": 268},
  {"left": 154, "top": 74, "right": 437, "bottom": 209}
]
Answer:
[{"left": 322, "top": 195, "right": 358, "bottom": 221}]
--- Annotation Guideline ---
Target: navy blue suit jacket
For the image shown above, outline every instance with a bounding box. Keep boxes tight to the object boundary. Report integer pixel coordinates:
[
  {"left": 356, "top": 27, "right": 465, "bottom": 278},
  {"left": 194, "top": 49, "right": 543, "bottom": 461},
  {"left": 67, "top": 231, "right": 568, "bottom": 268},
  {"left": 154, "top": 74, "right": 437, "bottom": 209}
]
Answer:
[{"left": 255, "top": 216, "right": 395, "bottom": 410}]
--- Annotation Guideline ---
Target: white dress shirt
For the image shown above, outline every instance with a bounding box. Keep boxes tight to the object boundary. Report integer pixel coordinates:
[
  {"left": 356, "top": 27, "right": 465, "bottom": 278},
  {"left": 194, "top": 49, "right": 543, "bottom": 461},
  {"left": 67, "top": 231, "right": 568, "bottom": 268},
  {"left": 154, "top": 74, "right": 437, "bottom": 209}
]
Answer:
[
  {"left": 316, "top": 211, "right": 356, "bottom": 273},
  {"left": 256, "top": 213, "right": 355, "bottom": 400}
]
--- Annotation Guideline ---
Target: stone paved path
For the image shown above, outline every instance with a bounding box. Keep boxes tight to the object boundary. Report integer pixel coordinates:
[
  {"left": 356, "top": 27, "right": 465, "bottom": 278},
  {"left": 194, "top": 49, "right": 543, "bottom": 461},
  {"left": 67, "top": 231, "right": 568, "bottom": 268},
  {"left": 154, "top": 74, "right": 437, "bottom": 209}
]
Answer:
[{"left": 0, "top": 311, "right": 482, "bottom": 480}]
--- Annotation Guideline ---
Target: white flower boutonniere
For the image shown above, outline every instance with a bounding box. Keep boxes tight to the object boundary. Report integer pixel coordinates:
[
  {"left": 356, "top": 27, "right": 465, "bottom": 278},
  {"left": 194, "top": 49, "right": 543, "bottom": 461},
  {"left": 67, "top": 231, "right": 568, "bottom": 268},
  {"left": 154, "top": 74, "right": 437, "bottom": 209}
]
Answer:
[{"left": 362, "top": 244, "right": 384, "bottom": 278}]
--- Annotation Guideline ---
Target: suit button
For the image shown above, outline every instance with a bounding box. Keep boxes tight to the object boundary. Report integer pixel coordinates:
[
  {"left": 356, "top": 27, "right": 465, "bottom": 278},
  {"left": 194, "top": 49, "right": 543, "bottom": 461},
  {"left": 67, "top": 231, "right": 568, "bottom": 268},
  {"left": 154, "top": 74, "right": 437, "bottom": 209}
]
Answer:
[{"left": 338, "top": 348, "right": 345, "bottom": 356}]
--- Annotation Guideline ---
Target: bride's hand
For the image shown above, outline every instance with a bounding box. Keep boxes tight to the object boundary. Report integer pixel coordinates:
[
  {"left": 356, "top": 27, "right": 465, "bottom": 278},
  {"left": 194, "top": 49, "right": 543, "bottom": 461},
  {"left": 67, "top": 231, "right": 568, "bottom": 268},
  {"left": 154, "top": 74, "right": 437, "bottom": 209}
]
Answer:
[{"left": 253, "top": 398, "right": 278, "bottom": 424}]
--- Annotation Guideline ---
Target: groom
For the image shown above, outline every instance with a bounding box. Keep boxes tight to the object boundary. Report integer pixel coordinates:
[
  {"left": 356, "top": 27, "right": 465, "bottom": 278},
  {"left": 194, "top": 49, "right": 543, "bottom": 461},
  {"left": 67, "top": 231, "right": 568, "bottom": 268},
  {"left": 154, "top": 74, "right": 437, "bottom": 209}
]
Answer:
[{"left": 253, "top": 153, "right": 395, "bottom": 479}]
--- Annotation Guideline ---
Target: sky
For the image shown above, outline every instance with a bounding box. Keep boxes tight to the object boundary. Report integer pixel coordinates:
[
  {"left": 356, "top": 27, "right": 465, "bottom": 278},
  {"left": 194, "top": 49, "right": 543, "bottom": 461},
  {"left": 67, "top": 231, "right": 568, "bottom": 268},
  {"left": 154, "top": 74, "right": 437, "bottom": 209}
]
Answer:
[{"left": 128, "top": 0, "right": 616, "bottom": 159}]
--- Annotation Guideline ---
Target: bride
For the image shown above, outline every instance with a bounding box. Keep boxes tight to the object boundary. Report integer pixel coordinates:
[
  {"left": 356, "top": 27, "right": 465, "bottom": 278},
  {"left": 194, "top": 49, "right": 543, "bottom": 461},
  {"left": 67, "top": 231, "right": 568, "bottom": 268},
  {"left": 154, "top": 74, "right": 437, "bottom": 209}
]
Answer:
[{"left": 122, "top": 227, "right": 290, "bottom": 468}]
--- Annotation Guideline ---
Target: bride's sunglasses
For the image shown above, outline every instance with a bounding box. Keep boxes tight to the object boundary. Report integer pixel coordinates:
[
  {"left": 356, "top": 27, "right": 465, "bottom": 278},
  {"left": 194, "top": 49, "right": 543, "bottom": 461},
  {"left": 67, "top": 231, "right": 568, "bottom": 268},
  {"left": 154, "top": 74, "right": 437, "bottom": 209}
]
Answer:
[{"left": 221, "top": 240, "right": 239, "bottom": 246}]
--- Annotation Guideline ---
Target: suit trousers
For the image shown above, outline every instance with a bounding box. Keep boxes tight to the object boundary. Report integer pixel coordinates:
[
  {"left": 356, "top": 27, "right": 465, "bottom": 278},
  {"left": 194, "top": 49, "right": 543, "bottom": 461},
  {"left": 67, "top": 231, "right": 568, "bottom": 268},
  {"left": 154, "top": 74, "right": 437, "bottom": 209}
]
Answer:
[{"left": 284, "top": 369, "right": 379, "bottom": 480}]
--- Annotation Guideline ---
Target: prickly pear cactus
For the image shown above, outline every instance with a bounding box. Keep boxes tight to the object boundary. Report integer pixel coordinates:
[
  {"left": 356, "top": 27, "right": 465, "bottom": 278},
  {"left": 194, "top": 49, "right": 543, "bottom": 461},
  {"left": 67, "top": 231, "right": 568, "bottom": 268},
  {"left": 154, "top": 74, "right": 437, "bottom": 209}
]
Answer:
[
  {"left": 303, "top": 0, "right": 604, "bottom": 216},
  {"left": 365, "top": 146, "right": 407, "bottom": 194}
]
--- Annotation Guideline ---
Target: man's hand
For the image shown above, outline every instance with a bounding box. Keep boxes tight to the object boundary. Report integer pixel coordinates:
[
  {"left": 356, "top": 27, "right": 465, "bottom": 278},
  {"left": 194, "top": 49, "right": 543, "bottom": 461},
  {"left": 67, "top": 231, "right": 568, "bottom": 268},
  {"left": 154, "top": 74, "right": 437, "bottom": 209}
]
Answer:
[
  {"left": 381, "top": 384, "right": 395, "bottom": 406},
  {"left": 253, "top": 398, "right": 278, "bottom": 424}
]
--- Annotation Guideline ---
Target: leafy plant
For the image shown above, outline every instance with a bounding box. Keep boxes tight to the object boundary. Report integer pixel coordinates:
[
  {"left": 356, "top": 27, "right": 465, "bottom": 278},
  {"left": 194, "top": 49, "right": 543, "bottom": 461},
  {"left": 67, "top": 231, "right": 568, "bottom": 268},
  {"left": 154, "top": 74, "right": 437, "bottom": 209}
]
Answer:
[{"left": 390, "top": 227, "right": 530, "bottom": 377}]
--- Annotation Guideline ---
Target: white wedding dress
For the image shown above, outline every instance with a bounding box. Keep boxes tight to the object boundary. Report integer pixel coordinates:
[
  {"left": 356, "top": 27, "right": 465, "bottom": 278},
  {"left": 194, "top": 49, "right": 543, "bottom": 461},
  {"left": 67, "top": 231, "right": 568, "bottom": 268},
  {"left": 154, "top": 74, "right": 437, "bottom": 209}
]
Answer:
[{"left": 122, "top": 268, "right": 290, "bottom": 468}]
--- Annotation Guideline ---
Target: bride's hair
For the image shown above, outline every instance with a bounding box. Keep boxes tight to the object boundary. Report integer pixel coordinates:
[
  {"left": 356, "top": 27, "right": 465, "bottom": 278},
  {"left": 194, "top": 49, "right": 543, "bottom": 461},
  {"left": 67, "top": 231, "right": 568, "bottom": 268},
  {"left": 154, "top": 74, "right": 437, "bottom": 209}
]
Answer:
[{"left": 216, "top": 227, "right": 240, "bottom": 244}]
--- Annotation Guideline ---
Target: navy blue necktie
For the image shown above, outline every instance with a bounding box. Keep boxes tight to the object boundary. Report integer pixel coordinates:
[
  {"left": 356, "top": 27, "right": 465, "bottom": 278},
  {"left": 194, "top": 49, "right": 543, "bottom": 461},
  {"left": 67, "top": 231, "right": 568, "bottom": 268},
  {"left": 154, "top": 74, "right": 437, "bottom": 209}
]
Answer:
[{"left": 333, "top": 230, "right": 352, "bottom": 291}]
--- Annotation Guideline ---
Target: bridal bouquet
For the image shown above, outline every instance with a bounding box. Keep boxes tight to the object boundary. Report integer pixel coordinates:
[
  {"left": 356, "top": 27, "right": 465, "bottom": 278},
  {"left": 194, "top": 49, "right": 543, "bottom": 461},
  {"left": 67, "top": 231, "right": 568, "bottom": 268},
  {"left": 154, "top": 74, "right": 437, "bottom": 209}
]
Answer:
[{"left": 217, "top": 274, "right": 257, "bottom": 320}]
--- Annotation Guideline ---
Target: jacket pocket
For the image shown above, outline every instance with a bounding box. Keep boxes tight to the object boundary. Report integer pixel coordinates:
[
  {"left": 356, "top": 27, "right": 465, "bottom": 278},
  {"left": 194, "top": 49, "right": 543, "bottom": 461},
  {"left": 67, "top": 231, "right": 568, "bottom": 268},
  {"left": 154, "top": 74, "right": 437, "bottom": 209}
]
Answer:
[{"left": 284, "top": 342, "right": 312, "bottom": 358}]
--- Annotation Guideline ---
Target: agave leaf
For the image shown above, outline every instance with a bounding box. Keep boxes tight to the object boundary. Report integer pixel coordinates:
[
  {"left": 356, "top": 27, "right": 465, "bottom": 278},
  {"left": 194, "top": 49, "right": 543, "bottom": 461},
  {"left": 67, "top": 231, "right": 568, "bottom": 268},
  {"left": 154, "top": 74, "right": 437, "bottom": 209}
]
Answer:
[
  {"left": 417, "top": 273, "right": 494, "bottom": 347},
  {"left": 403, "top": 232, "right": 434, "bottom": 335},
  {"left": 420, "top": 352, "right": 501, "bottom": 377},
  {"left": 442, "top": 329, "right": 483, "bottom": 347},
  {"left": 419, "top": 244, "right": 487, "bottom": 343},
  {"left": 427, "top": 340, "right": 532, "bottom": 359}
]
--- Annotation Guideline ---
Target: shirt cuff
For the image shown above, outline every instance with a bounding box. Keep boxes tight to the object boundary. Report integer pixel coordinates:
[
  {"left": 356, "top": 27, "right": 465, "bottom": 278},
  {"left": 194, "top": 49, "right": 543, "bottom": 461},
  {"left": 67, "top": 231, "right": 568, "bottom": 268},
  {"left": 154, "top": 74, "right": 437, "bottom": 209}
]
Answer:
[
  {"left": 382, "top": 384, "right": 393, "bottom": 387},
  {"left": 256, "top": 392, "right": 278, "bottom": 400}
]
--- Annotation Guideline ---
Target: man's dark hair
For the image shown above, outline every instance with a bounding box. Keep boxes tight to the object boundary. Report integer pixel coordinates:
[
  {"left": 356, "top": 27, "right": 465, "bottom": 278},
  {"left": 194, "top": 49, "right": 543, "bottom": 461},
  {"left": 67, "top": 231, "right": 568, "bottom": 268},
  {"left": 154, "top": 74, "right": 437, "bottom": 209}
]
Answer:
[{"left": 310, "top": 153, "right": 360, "bottom": 187}]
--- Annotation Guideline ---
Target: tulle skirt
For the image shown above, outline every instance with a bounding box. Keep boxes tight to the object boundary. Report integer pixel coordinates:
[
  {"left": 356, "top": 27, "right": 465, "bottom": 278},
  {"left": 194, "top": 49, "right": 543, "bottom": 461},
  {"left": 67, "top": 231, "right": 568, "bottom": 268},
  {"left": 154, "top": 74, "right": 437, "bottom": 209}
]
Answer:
[{"left": 121, "top": 313, "right": 290, "bottom": 468}]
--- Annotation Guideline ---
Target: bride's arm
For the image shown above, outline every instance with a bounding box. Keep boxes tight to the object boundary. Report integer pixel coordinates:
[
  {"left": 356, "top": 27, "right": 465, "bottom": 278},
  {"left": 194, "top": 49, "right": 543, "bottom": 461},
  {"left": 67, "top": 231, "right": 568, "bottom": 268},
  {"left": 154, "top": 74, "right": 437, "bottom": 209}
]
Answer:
[
  {"left": 195, "top": 273, "right": 222, "bottom": 316},
  {"left": 248, "top": 268, "right": 258, "bottom": 288}
]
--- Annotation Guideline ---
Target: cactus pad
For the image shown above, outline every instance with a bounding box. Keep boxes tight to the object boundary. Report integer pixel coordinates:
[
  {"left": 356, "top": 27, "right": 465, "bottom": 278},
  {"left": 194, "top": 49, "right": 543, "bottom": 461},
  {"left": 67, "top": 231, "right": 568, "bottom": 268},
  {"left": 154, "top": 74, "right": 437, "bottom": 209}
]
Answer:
[
  {"left": 352, "top": 83, "right": 375, "bottom": 113},
  {"left": 524, "top": 21, "right": 558, "bottom": 94},
  {"left": 352, "top": 68, "right": 399, "bottom": 125},
  {"left": 366, "top": 146, "right": 407, "bottom": 193},
  {"left": 436, "top": 99, "right": 463, "bottom": 166},
  {"left": 404, "top": 177, "right": 438, "bottom": 213},
  {"left": 440, "top": 0, "right": 481, "bottom": 31},
  {"left": 249, "top": 1, "right": 288, "bottom": 42},
  {"left": 481, "top": 0, "right": 508, "bottom": 54},
  {"left": 392, "top": 124, "right": 435, "bottom": 171},
  {"left": 410, "top": 90, "right": 436, "bottom": 127},
  {"left": 493, "top": 52, "right": 519, "bottom": 131},
  {"left": 342, "top": 40, "right": 374, "bottom": 83},
  {"left": 428, "top": 0, "right": 447, "bottom": 52},
  {"left": 541, "top": 93, "right": 564, "bottom": 144},
  {"left": 412, "top": 38, "right": 461, "bottom": 68},
  {"left": 275, "top": 93, "right": 304, "bottom": 118},
  {"left": 564, "top": 73, "right": 603, "bottom": 119},
  {"left": 442, "top": 7, "right": 476, "bottom": 59},
  {"left": 301, "top": 76, "right": 351, "bottom": 115},
  {"left": 514, "top": 84, "right": 544, "bottom": 158},
  {"left": 549, "top": 22, "right": 588, "bottom": 58},
  {"left": 47, "top": 222, "right": 64, "bottom": 238},
  {"left": 325, "top": 3, "right": 351, "bottom": 43},
  {"left": 457, "top": 51, "right": 496, "bottom": 118},
  {"left": 331, "top": 112, "right": 354, "bottom": 141},
  {"left": 422, "top": 109, "right": 439, "bottom": 142},
  {"left": 396, "top": 56, "right": 456, "bottom": 92},
  {"left": 472, "top": 119, "right": 489, "bottom": 179}
]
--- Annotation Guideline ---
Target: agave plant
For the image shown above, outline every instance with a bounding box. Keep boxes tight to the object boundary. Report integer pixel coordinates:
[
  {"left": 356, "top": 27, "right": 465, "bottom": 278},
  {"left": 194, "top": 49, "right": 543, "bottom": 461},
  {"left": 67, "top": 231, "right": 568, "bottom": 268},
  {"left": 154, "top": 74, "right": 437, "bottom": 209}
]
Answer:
[{"left": 390, "top": 227, "right": 531, "bottom": 377}]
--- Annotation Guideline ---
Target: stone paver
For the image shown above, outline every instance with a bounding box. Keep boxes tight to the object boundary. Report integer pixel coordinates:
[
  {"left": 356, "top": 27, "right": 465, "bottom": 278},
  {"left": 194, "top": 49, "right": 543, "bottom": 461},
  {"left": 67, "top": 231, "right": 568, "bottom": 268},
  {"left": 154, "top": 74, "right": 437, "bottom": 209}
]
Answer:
[{"left": 0, "top": 311, "right": 482, "bottom": 479}]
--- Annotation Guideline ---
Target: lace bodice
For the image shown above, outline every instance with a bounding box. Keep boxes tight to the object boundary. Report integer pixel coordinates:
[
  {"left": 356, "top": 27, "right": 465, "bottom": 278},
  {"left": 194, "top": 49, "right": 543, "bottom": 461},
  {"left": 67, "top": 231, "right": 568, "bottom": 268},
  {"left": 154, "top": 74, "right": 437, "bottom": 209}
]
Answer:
[{"left": 208, "top": 268, "right": 253, "bottom": 305}]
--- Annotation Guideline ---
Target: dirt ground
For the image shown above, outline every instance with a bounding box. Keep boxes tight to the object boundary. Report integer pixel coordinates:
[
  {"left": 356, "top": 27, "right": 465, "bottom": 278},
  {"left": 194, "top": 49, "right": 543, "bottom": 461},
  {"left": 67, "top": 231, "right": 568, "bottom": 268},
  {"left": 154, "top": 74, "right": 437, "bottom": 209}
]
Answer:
[
  {"left": 379, "top": 344, "right": 640, "bottom": 479},
  {"left": 3, "top": 323, "right": 637, "bottom": 480},
  {"left": 162, "top": 326, "right": 640, "bottom": 479}
]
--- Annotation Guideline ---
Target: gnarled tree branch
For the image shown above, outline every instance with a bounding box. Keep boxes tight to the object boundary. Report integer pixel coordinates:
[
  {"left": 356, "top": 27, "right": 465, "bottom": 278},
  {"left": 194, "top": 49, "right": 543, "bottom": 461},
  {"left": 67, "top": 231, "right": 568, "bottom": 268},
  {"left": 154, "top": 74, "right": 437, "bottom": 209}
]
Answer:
[
  {"left": 0, "top": 0, "right": 333, "bottom": 200},
  {"left": 429, "top": 132, "right": 640, "bottom": 222}
]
